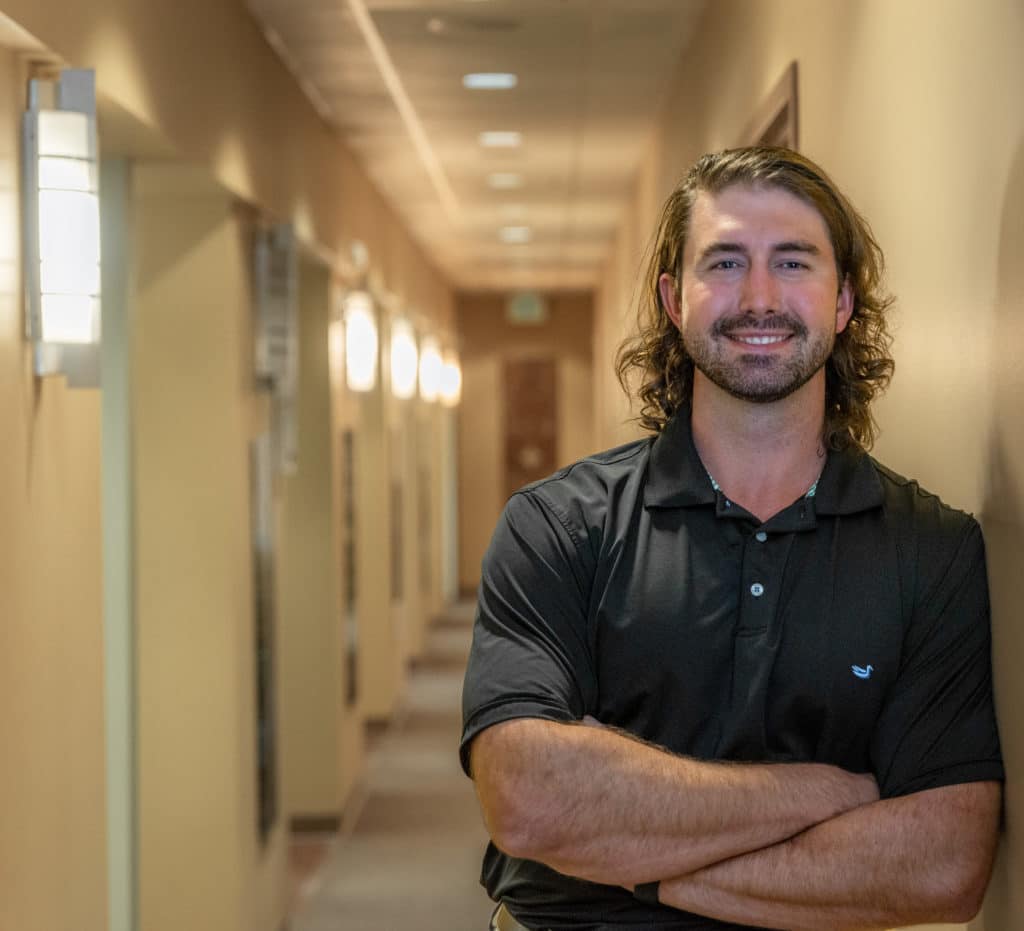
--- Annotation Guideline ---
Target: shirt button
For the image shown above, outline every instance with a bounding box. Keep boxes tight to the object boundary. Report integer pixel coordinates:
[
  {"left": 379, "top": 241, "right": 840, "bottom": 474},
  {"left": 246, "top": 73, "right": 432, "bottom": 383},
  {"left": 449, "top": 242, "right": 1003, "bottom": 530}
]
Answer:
[
  {"left": 755, "top": 531, "right": 767, "bottom": 542},
  {"left": 750, "top": 582, "right": 765, "bottom": 597}
]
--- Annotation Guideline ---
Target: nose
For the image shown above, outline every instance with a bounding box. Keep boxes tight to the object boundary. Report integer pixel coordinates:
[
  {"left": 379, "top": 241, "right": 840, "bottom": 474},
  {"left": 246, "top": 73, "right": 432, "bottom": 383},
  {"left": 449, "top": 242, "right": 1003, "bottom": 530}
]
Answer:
[{"left": 739, "top": 263, "right": 780, "bottom": 314}]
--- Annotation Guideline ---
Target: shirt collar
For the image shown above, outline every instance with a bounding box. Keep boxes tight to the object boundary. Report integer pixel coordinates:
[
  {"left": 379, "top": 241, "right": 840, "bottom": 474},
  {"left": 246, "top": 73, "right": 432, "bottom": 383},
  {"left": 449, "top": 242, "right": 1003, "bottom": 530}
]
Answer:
[
  {"left": 643, "top": 405, "right": 885, "bottom": 516},
  {"left": 811, "top": 446, "right": 885, "bottom": 515},
  {"left": 643, "top": 406, "right": 717, "bottom": 509}
]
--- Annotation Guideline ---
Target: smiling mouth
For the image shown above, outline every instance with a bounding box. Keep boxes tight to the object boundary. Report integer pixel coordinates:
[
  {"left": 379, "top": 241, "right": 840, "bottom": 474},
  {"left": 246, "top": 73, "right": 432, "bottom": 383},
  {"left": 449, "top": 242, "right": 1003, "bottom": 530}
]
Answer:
[{"left": 728, "top": 334, "right": 792, "bottom": 346}]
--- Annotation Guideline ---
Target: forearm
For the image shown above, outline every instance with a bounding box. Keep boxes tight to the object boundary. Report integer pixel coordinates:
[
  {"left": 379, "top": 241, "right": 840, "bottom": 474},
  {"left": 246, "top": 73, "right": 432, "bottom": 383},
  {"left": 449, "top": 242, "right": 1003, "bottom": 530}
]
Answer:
[
  {"left": 469, "top": 717, "right": 877, "bottom": 886},
  {"left": 657, "top": 781, "right": 1002, "bottom": 931}
]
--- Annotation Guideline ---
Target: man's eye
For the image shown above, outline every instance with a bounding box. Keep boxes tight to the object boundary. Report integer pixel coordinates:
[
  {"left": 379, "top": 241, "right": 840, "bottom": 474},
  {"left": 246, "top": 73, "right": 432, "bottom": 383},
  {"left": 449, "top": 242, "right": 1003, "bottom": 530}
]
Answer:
[
  {"left": 778, "top": 260, "right": 808, "bottom": 270},
  {"left": 712, "top": 260, "right": 741, "bottom": 270}
]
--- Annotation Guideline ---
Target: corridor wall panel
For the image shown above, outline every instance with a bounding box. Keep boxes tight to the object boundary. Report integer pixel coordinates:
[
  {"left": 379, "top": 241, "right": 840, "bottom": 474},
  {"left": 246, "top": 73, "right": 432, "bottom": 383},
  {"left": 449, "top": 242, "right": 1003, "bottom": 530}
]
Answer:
[
  {"left": 0, "top": 46, "right": 108, "bottom": 931},
  {"left": 355, "top": 375, "right": 403, "bottom": 720},
  {"left": 278, "top": 259, "right": 364, "bottom": 820},
  {"left": 594, "top": 2, "right": 1024, "bottom": 928},
  {"left": 132, "top": 168, "right": 286, "bottom": 931}
]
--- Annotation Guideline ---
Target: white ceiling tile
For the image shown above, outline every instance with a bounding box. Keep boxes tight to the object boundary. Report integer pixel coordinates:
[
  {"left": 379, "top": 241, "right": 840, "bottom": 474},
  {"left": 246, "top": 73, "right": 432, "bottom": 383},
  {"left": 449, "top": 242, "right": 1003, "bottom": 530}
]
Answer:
[{"left": 245, "top": 0, "right": 706, "bottom": 290}]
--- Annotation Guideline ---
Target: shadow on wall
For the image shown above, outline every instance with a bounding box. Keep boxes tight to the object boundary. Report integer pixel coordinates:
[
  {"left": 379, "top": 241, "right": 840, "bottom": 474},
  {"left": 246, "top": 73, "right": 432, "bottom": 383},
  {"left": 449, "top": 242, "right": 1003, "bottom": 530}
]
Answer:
[{"left": 977, "top": 130, "right": 1024, "bottom": 931}]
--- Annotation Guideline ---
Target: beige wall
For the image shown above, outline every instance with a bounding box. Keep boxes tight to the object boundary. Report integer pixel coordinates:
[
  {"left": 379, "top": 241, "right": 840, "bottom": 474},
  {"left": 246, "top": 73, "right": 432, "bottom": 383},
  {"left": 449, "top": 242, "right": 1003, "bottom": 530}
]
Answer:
[
  {"left": 0, "top": 45, "right": 108, "bottom": 931},
  {"left": 278, "top": 259, "right": 364, "bottom": 819},
  {"left": 385, "top": 349, "right": 419, "bottom": 667},
  {"left": 416, "top": 400, "right": 448, "bottom": 627},
  {"left": 594, "top": 2, "right": 1024, "bottom": 928},
  {"left": 976, "top": 103, "right": 1024, "bottom": 931},
  {"left": 353, "top": 366, "right": 403, "bottom": 720},
  {"left": 456, "top": 292, "right": 595, "bottom": 592},
  {"left": 132, "top": 168, "right": 286, "bottom": 931}
]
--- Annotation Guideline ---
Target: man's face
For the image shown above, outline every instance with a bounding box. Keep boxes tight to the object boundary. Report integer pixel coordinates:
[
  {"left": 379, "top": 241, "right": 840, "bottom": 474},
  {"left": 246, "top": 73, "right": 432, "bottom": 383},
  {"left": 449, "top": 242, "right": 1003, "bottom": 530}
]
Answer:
[{"left": 659, "top": 183, "right": 854, "bottom": 404}]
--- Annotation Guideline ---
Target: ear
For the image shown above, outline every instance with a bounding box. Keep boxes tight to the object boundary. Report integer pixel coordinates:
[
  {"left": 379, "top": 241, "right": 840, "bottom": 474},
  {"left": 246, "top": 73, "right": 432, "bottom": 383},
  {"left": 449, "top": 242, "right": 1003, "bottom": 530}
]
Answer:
[
  {"left": 835, "top": 277, "right": 854, "bottom": 334},
  {"left": 658, "top": 272, "right": 683, "bottom": 330}
]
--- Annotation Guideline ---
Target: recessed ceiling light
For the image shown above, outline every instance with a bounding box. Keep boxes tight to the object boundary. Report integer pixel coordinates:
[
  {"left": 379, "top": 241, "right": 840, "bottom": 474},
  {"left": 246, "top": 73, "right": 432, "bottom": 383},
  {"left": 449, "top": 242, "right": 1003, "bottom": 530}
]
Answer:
[
  {"left": 479, "top": 131, "right": 522, "bottom": 148},
  {"left": 500, "top": 226, "right": 532, "bottom": 244},
  {"left": 426, "top": 17, "right": 445, "bottom": 34},
  {"left": 487, "top": 172, "right": 523, "bottom": 190},
  {"left": 463, "top": 72, "right": 518, "bottom": 90}
]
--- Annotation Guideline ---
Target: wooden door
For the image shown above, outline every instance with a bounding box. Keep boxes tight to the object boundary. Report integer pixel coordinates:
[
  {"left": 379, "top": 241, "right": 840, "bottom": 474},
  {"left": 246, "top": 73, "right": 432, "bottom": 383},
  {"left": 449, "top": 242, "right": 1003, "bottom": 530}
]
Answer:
[{"left": 504, "top": 357, "right": 558, "bottom": 499}]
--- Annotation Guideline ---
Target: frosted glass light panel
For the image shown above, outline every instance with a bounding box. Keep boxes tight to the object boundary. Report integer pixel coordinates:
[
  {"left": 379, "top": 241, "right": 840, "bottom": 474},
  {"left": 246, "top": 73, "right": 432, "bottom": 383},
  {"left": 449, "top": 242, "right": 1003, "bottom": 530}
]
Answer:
[
  {"left": 440, "top": 350, "right": 462, "bottom": 407},
  {"left": 23, "top": 70, "right": 100, "bottom": 351},
  {"left": 390, "top": 318, "right": 418, "bottom": 400},
  {"left": 344, "top": 290, "right": 378, "bottom": 392},
  {"left": 418, "top": 335, "right": 442, "bottom": 402}
]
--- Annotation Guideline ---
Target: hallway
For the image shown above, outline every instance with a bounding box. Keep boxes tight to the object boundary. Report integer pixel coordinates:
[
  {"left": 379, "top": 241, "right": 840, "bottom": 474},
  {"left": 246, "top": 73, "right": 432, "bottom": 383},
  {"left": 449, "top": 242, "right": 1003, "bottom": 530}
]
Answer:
[
  {"left": 288, "top": 602, "right": 494, "bottom": 930},
  {"left": 2, "top": 4, "right": 1023, "bottom": 931}
]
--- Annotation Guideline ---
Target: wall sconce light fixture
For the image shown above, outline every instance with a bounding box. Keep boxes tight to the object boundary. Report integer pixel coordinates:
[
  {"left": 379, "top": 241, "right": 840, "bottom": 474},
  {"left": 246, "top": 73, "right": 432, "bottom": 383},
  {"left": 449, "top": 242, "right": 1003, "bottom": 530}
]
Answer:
[
  {"left": 418, "top": 335, "right": 442, "bottom": 402},
  {"left": 22, "top": 68, "right": 101, "bottom": 385},
  {"left": 439, "top": 350, "right": 462, "bottom": 407},
  {"left": 343, "top": 290, "right": 378, "bottom": 392}
]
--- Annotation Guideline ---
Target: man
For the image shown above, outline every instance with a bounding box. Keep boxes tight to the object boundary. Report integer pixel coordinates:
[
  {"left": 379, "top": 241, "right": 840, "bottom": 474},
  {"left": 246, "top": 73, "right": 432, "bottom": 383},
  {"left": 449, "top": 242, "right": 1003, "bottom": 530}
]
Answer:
[{"left": 460, "top": 147, "right": 1003, "bottom": 931}]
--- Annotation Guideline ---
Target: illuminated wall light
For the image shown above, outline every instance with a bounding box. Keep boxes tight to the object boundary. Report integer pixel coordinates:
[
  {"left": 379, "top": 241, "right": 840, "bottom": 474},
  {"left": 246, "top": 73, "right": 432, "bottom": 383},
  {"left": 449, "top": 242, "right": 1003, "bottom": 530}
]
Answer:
[
  {"left": 499, "top": 225, "right": 532, "bottom": 244},
  {"left": 418, "top": 336, "right": 443, "bottom": 402},
  {"left": 22, "top": 68, "right": 101, "bottom": 384},
  {"left": 463, "top": 72, "right": 518, "bottom": 90},
  {"left": 487, "top": 172, "right": 523, "bottom": 190},
  {"left": 344, "top": 290, "right": 378, "bottom": 392},
  {"left": 479, "top": 131, "right": 522, "bottom": 148},
  {"left": 439, "top": 351, "right": 462, "bottom": 407},
  {"left": 390, "top": 318, "right": 419, "bottom": 400}
]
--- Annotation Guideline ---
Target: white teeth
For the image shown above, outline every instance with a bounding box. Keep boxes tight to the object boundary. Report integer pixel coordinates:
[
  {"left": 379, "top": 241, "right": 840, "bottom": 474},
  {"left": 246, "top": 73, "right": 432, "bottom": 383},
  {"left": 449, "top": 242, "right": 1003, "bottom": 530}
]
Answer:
[{"left": 734, "top": 334, "right": 788, "bottom": 345}]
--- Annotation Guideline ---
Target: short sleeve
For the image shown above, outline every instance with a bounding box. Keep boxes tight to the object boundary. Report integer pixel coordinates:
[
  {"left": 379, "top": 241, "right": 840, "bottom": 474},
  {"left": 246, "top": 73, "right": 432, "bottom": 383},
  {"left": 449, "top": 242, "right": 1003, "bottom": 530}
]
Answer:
[
  {"left": 460, "top": 489, "right": 598, "bottom": 776},
  {"left": 871, "top": 519, "right": 1004, "bottom": 797}
]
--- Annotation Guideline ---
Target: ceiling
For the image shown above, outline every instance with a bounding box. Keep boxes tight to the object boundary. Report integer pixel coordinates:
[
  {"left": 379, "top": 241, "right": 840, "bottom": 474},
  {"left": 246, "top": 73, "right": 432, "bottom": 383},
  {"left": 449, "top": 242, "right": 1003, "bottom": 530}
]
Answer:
[{"left": 244, "top": 0, "right": 706, "bottom": 292}]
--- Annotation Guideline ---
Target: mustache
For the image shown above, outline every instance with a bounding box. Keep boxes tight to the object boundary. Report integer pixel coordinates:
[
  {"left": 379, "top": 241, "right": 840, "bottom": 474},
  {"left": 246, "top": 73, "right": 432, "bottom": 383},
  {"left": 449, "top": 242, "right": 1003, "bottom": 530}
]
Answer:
[{"left": 712, "top": 313, "right": 809, "bottom": 338}]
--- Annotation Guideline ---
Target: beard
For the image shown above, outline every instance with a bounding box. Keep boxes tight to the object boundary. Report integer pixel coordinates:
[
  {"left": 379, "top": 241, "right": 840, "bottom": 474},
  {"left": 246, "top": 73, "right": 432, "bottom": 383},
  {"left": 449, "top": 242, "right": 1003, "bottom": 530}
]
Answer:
[{"left": 682, "top": 312, "right": 835, "bottom": 404}]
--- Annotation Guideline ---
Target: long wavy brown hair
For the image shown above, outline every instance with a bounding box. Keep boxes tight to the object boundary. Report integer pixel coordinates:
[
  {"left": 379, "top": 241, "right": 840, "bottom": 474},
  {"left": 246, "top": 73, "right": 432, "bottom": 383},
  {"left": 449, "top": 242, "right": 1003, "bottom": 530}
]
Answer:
[{"left": 616, "top": 147, "right": 895, "bottom": 451}]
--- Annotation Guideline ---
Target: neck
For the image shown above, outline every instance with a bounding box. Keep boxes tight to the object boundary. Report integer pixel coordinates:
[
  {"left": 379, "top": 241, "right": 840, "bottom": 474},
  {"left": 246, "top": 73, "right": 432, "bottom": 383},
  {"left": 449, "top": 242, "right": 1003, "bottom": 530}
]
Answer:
[{"left": 690, "top": 374, "right": 827, "bottom": 522}]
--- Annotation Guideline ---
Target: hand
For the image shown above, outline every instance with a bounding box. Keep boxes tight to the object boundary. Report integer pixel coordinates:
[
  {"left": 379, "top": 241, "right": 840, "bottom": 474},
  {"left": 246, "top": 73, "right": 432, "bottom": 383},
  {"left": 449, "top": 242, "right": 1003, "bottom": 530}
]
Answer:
[{"left": 851, "top": 770, "right": 880, "bottom": 807}]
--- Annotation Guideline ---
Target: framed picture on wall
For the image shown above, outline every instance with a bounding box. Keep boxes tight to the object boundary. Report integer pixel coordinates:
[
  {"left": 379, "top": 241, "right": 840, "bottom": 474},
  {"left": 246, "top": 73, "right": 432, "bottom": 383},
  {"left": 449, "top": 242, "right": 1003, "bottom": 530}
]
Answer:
[
  {"left": 340, "top": 428, "right": 359, "bottom": 707},
  {"left": 249, "top": 433, "right": 278, "bottom": 842}
]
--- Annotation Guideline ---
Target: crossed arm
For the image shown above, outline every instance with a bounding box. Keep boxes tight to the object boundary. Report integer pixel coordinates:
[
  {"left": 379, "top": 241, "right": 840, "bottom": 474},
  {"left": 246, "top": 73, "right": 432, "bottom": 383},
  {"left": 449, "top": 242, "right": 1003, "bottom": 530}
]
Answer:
[{"left": 469, "top": 717, "right": 1001, "bottom": 930}]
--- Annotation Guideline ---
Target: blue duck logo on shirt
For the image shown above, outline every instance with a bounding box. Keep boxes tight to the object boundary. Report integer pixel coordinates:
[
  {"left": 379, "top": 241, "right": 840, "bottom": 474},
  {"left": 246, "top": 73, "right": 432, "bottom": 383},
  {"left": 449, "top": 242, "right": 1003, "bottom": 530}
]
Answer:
[{"left": 851, "top": 664, "right": 874, "bottom": 679}]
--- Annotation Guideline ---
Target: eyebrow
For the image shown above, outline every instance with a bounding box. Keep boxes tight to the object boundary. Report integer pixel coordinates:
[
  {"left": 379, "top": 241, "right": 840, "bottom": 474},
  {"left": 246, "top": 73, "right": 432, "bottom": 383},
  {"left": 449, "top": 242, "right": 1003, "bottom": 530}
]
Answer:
[{"left": 697, "top": 240, "right": 822, "bottom": 263}]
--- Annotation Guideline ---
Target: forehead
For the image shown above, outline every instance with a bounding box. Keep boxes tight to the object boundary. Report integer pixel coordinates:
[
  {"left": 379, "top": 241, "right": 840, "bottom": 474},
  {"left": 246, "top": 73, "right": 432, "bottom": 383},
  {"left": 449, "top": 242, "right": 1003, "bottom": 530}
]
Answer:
[{"left": 684, "top": 183, "right": 834, "bottom": 260}]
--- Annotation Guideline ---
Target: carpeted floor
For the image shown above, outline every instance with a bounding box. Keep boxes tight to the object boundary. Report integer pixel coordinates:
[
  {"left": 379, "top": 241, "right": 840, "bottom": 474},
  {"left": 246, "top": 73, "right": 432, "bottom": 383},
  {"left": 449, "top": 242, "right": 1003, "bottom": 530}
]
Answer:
[{"left": 288, "top": 601, "right": 495, "bottom": 931}]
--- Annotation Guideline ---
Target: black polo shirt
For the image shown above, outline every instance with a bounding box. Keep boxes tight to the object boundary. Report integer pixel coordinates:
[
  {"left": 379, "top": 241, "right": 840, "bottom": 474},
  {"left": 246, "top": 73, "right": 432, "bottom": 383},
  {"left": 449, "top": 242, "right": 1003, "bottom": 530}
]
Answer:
[{"left": 460, "top": 408, "right": 1003, "bottom": 931}]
